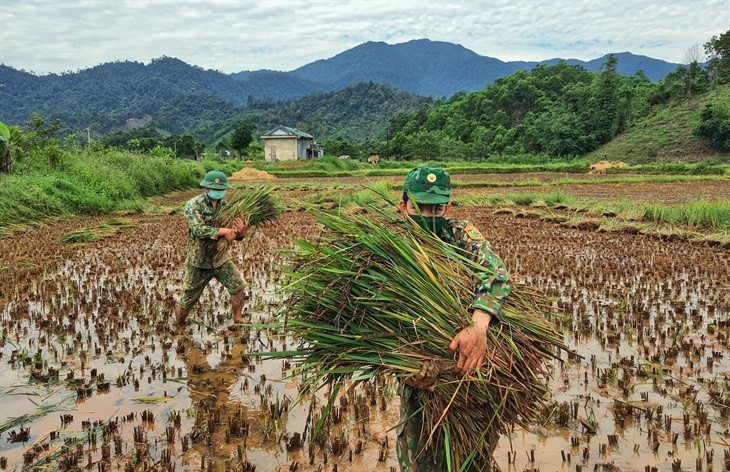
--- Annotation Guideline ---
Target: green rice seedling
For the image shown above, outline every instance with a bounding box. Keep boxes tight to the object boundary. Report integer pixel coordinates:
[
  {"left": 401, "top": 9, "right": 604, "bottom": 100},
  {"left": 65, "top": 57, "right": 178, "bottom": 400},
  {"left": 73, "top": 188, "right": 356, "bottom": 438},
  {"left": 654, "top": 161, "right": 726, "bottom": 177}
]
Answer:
[
  {"left": 271, "top": 199, "right": 568, "bottom": 469},
  {"left": 511, "top": 194, "right": 537, "bottom": 206},
  {"left": 216, "top": 186, "right": 281, "bottom": 228},
  {"left": 58, "top": 219, "right": 136, "bottom": 243},
  {"left": 58, "top": 229, "right": 102, "bottom": 243},
  {"left": 212, "top": 186, "right": 281, "bottom": 256}
]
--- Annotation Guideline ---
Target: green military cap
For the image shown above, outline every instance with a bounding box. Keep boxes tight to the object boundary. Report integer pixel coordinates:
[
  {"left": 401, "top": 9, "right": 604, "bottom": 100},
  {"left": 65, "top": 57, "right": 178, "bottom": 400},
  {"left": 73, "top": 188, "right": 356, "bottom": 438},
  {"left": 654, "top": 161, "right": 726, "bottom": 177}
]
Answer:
[
  {"left": 199, "top": 170, "right": 231, "bottom": 190},
  {"left": 403, "top": 166, "right": 451, "bottom": 204}
]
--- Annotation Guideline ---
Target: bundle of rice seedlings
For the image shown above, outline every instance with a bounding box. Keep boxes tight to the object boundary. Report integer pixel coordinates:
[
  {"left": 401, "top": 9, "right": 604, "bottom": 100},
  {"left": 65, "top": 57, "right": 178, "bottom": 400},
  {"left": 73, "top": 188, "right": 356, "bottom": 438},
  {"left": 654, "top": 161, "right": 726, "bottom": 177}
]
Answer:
[
  {"left": 277, "top": 200, "right": 568, "bottom": 469},
  {"left": 216, "top": 186, "right": 280, "bottom": 227},
  {"left": 213, "top": 186, "right": 281, "bottom": 255}
]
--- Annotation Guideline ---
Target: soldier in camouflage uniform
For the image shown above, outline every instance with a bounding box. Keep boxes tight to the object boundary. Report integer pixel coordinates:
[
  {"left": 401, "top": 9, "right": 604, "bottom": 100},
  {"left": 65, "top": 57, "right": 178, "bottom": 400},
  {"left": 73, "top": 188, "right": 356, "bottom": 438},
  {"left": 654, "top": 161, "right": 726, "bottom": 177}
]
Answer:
[
  {"left": 175, "top": 170, "right": 247, "bottom": 328},
  {"left": 396, "top": 166, "right": 511, "bottom": 471}
]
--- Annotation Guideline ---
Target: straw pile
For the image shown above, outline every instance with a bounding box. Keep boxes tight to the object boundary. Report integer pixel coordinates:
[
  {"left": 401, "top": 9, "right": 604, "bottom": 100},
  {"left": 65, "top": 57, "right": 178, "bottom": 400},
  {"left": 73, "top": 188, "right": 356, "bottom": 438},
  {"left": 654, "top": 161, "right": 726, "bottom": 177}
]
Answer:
[
  {"left": 280, "top": 202, "right": 567, "bottom": 468},
  {"left": 229, "top": 167, "right": 277, "bottom": 181}
]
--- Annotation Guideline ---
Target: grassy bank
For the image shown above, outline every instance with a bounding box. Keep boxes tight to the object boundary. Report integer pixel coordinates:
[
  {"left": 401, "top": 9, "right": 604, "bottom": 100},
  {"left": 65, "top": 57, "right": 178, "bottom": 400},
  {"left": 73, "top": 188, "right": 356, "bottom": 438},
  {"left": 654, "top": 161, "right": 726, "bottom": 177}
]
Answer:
[
  {"left": 254, "top": 156, "right": 591, "bottom": 177},
  {"left": 255, "top": 156, "right": 730, "bottom": 178},
  {"left": 460, "top": 191, "right": 730, "bottom": 232},
  {"left": 0, "top": 148, "right": 245, "bottom": 228}
]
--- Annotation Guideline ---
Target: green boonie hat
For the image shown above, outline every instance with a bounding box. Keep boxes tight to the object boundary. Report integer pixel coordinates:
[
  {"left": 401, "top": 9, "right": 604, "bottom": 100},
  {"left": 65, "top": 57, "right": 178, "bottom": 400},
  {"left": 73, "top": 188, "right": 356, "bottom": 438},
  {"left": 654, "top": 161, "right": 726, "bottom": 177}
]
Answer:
[
  {"left": 403, "top": 166, "right": 451, "bottom": 204},
  {"left": 199, "top": 170, "right": 231, "bottom": 190}
]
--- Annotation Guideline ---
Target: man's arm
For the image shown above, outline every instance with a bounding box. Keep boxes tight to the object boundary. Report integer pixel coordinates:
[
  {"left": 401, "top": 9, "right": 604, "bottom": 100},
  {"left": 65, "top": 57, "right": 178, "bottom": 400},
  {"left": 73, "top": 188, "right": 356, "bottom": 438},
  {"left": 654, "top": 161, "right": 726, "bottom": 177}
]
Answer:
[
  {"left": 185, "top": 200, "right": 239, "bottom": 243},
  {"left": 449, "top": 223, "right": 511, "bottom": 375},
  {"left": 458, "top": 224, "right": 511, "bottom": 320}
]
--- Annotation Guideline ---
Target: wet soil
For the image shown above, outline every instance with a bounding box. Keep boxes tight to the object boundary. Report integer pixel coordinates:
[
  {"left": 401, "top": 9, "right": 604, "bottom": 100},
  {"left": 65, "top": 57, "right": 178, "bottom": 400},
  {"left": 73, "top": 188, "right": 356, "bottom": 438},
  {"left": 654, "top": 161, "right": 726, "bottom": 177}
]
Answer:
[{"left": 0, "top": 177, "right": 728, "bottom": 471}]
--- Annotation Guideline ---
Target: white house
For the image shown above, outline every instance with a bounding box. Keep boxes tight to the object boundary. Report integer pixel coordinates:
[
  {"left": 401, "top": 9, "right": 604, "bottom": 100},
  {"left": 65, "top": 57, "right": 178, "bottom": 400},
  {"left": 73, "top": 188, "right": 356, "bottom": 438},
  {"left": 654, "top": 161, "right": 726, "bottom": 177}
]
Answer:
[{"left": 261, "top": 125, "right": 324, "bottom": 161}]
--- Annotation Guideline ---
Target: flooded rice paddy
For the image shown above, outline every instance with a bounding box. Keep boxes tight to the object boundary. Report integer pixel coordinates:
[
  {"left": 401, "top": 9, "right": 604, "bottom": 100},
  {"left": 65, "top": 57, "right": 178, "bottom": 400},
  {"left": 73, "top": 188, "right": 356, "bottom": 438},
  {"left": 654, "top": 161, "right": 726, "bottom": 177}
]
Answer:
[{"left": 0, "top": 178, "right": 728, "bottom": 472}]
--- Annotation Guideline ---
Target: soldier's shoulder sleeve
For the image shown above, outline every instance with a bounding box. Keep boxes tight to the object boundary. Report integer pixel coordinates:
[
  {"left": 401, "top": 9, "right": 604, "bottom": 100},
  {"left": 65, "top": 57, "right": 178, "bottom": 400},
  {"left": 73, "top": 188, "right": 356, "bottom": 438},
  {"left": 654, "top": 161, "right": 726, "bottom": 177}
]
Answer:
[
  {"left": 462, "top": 222, "right": 485, "bottom": 242},
  {"left": 449, "top": 219, "right": 486, "bottom": 244}
]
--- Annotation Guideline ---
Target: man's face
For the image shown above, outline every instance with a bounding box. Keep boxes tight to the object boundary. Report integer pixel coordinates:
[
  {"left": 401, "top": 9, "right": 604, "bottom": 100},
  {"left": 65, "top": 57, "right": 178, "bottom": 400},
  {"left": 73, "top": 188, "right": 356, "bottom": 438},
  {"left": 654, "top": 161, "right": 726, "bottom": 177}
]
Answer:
[
  {"left": 207, "top": 189, "right": 226, "bottom": 200},
  {"left": 399, "top": 199, "right": 450, "bottom": 217}
]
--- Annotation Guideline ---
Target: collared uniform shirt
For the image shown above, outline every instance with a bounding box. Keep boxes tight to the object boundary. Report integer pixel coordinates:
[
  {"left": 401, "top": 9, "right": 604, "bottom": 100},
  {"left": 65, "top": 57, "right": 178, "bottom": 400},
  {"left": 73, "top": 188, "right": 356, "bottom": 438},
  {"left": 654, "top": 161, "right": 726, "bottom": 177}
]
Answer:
[
  {"left": 184, "top": 193, "right": 230, "bottom": 269},
  {"left": 440, "top": 219, "right": 511, "bottom": 319}
]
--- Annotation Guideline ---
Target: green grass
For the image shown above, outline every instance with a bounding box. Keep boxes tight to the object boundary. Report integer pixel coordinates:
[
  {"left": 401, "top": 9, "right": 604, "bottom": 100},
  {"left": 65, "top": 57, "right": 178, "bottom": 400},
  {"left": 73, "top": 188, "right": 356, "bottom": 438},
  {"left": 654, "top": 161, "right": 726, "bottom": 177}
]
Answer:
[
  {"left": 255, "top": 157, "right": 592, "bottom": 178},
  {"left": 602, "top": 161, "right": 730, "bottom": 175},
  {"left": 460, "top": 191, "right": 730, "bottom": 232},
  {"left": 257, "top": 157, "right": 730, "bottom": 179},
  {"left": 551, "top": 175, "right": 729, "bottom": 185},
  {"left": 0, "top": 148, "right": 247, "bottom": 227},
  {"left": 58, "top": 219, "right": 136, "bottom": 243}
]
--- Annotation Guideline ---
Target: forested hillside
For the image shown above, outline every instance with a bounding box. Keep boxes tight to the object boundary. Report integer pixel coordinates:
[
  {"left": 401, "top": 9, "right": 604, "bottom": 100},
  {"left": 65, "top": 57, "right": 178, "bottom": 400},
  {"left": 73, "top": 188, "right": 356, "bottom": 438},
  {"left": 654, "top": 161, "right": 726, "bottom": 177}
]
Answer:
[
  {"left": 240, "top": 82, "right": 434, "bottom": 141},
  {"left": 0, "top": 58, "right": 325, "bottom": 136},
  {"left": 385, "top": 50, "right": 729, "bottom": 162},
  {"left": 588, "top": 86, "right": 730, "bottom": 162}
]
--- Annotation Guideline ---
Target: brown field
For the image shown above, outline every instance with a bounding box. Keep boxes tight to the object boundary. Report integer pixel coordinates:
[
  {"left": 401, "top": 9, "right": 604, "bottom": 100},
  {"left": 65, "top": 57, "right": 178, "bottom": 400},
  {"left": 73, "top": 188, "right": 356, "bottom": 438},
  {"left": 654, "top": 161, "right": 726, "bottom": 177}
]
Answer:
[{"left": 0, "top": 175, "right": 728, "bottom": 472}]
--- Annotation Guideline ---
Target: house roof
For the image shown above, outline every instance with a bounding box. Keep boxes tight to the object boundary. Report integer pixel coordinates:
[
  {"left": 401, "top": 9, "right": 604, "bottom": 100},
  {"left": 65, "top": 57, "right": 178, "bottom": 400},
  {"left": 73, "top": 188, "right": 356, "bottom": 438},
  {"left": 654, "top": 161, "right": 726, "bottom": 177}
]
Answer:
[{"left": 261, "top": 125, "right": 314, "bottom": 139}]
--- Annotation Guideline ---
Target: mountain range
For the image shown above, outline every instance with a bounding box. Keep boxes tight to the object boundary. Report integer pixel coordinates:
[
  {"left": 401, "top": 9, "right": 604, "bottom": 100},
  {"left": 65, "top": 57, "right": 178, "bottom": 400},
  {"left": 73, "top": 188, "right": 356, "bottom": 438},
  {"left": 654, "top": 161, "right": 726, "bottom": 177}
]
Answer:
[{"left": 0, "top": 39, "right": 683, "bottom": 140}]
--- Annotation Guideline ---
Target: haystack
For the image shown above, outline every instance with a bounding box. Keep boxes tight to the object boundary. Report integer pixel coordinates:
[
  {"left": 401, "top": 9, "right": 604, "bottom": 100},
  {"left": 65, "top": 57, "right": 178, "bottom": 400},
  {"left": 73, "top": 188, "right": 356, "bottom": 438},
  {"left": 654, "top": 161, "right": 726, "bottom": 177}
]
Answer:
[
  {"left": 589, "top": 160, "right": 629, "bottom": 173},
  {"left": 229, "top": 167, "right": 276, "bottom": 181}
]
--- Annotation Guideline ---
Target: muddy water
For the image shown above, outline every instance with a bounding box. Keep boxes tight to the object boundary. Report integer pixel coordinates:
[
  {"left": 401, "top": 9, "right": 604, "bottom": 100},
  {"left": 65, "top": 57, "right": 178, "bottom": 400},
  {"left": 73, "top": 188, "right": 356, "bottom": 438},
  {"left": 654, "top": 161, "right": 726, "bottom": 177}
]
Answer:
[{"left": 1, "top": 192, "right": 728, "bottom": 471}]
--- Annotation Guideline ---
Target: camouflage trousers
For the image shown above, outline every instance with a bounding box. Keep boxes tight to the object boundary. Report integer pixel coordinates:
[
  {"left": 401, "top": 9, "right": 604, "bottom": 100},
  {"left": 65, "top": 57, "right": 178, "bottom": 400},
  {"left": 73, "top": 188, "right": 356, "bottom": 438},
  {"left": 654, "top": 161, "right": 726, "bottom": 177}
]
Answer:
[
  {"left": 178, "top": 261, "right": 244, "bottom": 310},
  {"left": 396, "top": 386, "right": 498, "bottom": 472}
]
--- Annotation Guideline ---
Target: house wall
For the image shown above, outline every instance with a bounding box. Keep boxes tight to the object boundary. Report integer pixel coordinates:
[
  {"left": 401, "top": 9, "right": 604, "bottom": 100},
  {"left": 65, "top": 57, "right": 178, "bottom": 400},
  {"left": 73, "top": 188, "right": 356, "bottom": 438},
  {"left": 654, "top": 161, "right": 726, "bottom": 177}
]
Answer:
[
  {"left": 264, "top": 137, "right": 298, "bottom": 161},
  {"left": 297, "top": 139, "right": 312, "bottom": 159}
]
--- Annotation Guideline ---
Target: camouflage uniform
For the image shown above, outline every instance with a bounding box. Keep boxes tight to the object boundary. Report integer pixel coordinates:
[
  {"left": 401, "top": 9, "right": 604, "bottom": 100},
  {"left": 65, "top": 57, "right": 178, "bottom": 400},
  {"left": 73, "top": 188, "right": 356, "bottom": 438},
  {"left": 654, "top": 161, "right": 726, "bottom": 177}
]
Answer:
[
  {"left": 396, "top": 218, "right": 511, "bottom": 472},
  {"left": 178, "top": 193, "right": 244, "bottom": 310}
]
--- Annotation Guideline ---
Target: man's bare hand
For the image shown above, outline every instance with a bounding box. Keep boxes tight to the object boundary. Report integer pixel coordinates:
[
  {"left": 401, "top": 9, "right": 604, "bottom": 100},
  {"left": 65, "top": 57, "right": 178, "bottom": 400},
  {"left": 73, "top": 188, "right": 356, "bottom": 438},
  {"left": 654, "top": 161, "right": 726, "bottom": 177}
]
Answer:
[
  {"left": 403, "top": 360, "right": 440, "bottom": 391},
  {"left": 219, "top": 227, "right": 237, "bottom": 243},
  {"left": 449, "top": 309, "right": 492, "bottom": 375},
  {"left": 233, "top": 218, "right": 247, "bottom": 237}
]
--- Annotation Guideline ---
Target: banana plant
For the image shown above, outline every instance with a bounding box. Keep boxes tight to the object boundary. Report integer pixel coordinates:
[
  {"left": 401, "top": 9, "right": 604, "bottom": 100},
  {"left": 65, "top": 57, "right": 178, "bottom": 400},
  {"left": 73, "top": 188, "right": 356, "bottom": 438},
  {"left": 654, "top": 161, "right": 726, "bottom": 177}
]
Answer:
[{"left": 0, "top": 120, "right": 19, "bottom": 173}]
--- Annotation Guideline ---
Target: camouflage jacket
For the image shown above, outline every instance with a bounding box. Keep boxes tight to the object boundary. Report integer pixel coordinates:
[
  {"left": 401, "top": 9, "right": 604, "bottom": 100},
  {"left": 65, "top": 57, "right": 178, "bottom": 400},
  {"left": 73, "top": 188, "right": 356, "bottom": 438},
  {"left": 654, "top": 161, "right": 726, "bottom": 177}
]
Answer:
[
  {"left": 184, "top": 193, "right": 230, "bottom": 269},
  {"left": 440, "top": 219, "right": 511, "bottom": 319}
]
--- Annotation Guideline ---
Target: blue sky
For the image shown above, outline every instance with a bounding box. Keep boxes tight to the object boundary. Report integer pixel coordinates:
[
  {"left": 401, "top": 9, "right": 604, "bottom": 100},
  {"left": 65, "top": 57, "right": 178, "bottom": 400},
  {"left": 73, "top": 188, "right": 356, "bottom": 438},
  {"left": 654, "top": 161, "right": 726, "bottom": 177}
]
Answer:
[{"left": 1, "top": 0, "right": 728, "bottom": 75}]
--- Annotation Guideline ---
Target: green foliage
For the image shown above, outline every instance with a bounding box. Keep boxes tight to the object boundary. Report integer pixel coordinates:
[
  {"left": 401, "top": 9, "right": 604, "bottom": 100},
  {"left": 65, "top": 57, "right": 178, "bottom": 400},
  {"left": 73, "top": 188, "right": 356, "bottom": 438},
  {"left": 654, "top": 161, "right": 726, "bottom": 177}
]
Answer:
[
  {"left": 149, "top": 145, "right": 176, "bottom": 159},
  {"left": 461, "top": 191, "right": 730, "bottom": 231},
  {"left": 695, "top": 103, "right": 730, "bottom": 151},
  {"left": 387, "top": 60, "right": 653, "bottom": 159},
  {"left": 0, "top": 121, "right": 12, "bottom": 173},
  {"left": 245, "top": 82, "right": 433, "bottom": 142},
  {"left": 652, "top": 62, "right": 710, "bottom": 104},
  {"left": 0, "top": 144, "right": 245, "bottom": 226},
  {"left": 603, "top": 160, "right": 729, "bottom": 175},
  {"left": 230, "top": 123, "right": 254, "bottom": 153},
  {"left": 642, "top": 202, "right": 730, "bottom": 230},
  {"left": 101, "top": 128, "right": 204, "bottom": 159},
  {"left": 704, "top": 29, "right": 730, "bottom": 85}
]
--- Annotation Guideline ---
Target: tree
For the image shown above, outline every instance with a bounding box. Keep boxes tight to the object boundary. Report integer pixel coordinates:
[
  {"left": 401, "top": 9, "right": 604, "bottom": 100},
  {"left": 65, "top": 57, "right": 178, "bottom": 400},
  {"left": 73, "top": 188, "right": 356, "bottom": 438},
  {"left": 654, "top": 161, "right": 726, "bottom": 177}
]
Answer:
[
  {"left": 590, "top": 55, "right": 621, "bottom": 145},
  {"left": 684, "top": 44, "right": 703, "bottom": 64},
  {"left": 230, "top": 123, "right": 254, "bottom": 153},
  {"left": 704, "top": 30, "right": 730, "bottom": 84},
  {"left": 695, "top": 104, "right": 730, "bottom": 151}
]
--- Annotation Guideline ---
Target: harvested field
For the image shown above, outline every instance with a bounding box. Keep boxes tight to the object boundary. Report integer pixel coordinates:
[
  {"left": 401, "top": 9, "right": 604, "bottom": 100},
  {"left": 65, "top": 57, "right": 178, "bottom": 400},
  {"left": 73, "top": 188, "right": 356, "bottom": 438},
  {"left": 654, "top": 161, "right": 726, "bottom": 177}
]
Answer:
[{"left": 0, "top": 176, "right": 728, "bottom": 471}]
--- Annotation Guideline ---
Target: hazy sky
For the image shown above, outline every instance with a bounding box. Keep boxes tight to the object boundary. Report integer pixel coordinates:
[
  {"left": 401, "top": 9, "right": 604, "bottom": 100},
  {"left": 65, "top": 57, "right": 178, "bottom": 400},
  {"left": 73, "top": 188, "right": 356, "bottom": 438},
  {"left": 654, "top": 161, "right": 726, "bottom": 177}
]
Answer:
[{"left": 1, "top": 0, "right": 728, "bottom": 75}]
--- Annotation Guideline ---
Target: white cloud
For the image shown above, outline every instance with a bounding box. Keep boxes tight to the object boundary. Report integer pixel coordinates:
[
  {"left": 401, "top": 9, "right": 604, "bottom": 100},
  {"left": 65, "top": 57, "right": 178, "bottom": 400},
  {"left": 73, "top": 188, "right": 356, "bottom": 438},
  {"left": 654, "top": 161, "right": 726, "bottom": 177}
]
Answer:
[{"left": 0, "top": 0, "right": 727, "bottom": 74}]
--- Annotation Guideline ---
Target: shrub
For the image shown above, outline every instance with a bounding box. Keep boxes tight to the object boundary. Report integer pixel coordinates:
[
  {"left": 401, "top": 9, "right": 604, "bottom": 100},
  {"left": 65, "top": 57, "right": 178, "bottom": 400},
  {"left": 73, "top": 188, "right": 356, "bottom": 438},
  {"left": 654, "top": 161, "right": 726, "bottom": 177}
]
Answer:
[{"left": 695, "top": 104, "right": 730, "bottom": 151}]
